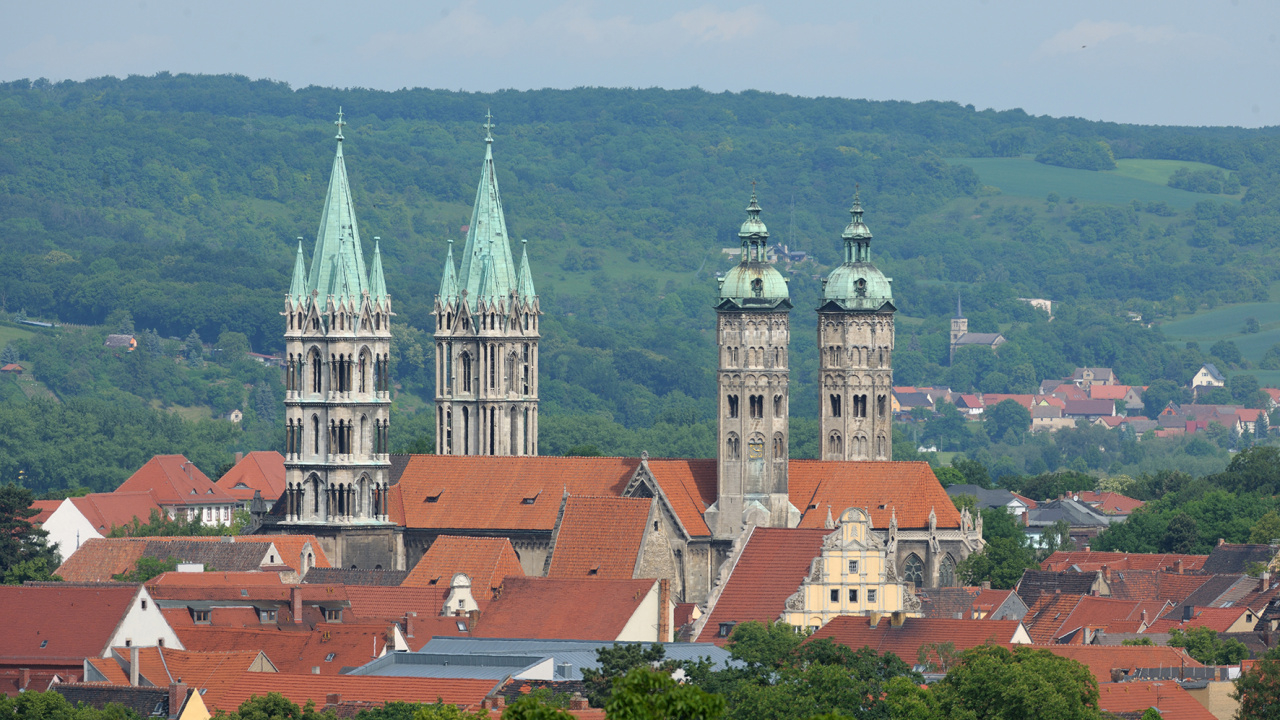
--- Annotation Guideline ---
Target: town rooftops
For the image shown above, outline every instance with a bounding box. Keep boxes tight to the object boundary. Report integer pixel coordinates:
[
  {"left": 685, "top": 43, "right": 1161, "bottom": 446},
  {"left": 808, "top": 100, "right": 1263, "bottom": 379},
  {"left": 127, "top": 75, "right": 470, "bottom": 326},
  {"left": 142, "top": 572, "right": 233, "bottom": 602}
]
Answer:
[
  {"left": 696, "top": 527, "right": 831, "bottom": 645},
  {"left": 1202, "top": 542, "right": 1278, "bottom": 575},
  {"left": 402, "top": 535, "right": 524, "bottom": 596},
  {"left": 789, "top": 460, "right": 964, "bottom": 530},
  {"left": 66, "top": 491, "right": 166, "bottom": 534},
  {"left": 200, "top": 672, "right": 496, "bottom": 713},
  {"left": 546, "top": 496, "right": 652, "bottom": 579},
  {"left": 1015, "top": 569, "right": 1100, "bottom": 606},
  {"left": 57, "top": 538, "right": 281, "bottom": 582},
  {"left": 1146, "top": 606, "right": 1256, "bottom": 633},
  {"left": 1074, "top": 491, "right": 1145, "bottom": 515},
  {"left": 53, "top": 684, "right": 179, "bottom": 719},
  {"left": 115, "top": 455, "right": 234, "bottom": 506},
  {"left": 303, "top": 568, "right": 406, "bottom": 586},
  {"left": 28, "top": 499, "right": 60, "bottom": 525},
  {"left": 1040, "top": 551, "right": 1207, "bottom": 574},
  {"left": 172, "top": 535, "right": 331, "bottom": 571},
  {"left": 215, "top": 451, "right": 286, "bottom": 502},
  {"left": 1038, "top": 645, "right": 1203, "bottom": 687},
  {"left": 472, "top": 577, "right": 663, "bottom": 641},
  {"left": 1095, "top": 681, "right": 1216, "bottom": 720},
  {"left": 172, "top": 622, "right": 394, "bottom": 676},
  {"left": 0, "top": 584, "right": 152, "bottom": 661}
]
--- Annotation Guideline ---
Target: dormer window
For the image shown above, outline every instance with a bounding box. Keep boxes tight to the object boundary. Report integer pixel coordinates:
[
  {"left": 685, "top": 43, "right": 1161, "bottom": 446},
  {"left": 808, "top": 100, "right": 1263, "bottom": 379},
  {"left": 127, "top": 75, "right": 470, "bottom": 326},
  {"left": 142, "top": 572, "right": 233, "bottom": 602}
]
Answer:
[
  {"left": 717, "top": 622, "right": 737, "bottom": 638},
  {"left": 192, "top": 610, "right": 210, "bottom": 624},
  {"left": 324, "top": 608, "right": 342, "bottom": 623}
]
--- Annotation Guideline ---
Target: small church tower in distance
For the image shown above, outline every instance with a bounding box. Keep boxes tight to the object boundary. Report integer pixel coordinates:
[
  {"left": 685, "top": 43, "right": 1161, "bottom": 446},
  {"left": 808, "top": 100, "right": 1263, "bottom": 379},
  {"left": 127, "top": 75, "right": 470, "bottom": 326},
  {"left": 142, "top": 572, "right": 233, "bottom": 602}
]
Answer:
[
  {"left": 705, "top": 192, "right": 801, "bottom": 539},
  {"left": 817, "top": 190, "right": 895, "bottom": 461},
  {"left": 434, "top": 113, "right": 541, "bottom": 456},
  {"left": 281, "top": 109, "right": 393, "bottom": 525}
]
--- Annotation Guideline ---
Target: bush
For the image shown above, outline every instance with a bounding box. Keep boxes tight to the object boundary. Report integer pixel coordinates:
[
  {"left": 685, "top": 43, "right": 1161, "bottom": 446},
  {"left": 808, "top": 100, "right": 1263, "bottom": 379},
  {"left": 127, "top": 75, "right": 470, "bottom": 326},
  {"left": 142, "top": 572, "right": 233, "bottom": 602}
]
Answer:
[{"left": 1036, "top": 137, "right": 1117, "bottom": 171}]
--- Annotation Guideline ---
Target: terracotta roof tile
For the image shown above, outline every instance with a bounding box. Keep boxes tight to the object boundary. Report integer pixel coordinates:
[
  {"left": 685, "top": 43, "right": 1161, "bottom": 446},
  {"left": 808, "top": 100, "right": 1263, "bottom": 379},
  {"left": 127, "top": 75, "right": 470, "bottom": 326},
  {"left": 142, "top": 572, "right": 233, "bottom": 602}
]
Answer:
[
  {"left": 1038, "top": 646, "right": 1203, "bottom": 687},
  {"left": 173, "top": 622, "right": 394, "bottom": 676},
  {"left": 547, "top": 497, "right": 651, "bottom": 579},
  {"left": 788, "top": 460, "right": 963, "bottom": 530},
  {"left": 473, "top": 577, "right": 658, "bottom": 641},
  {"left": 67, "top": 492, "right": 165, "bottom": 534},
  {"left": 175, "top": 535, "right": 331, "bottom": 571},
  {"left": 29, "top": 500, "right": 60, "bottom": 525},
  {"left": 85, "top": 657, "right": 131, "bottom": 685},
  {"left": 1046, "top": 596, "right": 1169, "bottom": 641},
  {"left": 1096, "top": 681, "right": 1216, "bottom": 720},
  {"left": 807, "top": 615, "right": 1025, "bottom": 664},
  {"left": 402, "top": 536, "right": 524, "bottom": 596},
  {"left": 148, "top": 571, "right": 287, "bottom": 588},
  {"left": 201, "top": 673, "right": 495, "bottom": 714},
  {"left": 344, "top": 586, "right": 453, "bottom": 623},
  {"left": 108, "top": 646, "right": 270, "bottom": 688},
  {"left": 642, "top": 460, "right": 717, "bottom": 536},
  {"left": 1146, "top": 606, "right": 1253, "bottom": 633},
  {"left": 696, "top": 527, "right": 830, "bottom": 644},
  {"left": 55, "top": 538, "right": 148, "bottom": 581},
  {"left": 389, "top": 455, "right": 640, "bottom": 530},
  {"left": 1089, "top": 385, "right": 1132, "bottom": 400},
  {"left": 0, "top": 584, "right": 142, "bottom": 660},
  {"left": 1023, "top": 594, "right": 1086, "bottom": 644},
  {"left": 1074, "top": 492, "right": 1145, "bottom": 515},
  {"left": 116, "top": 455, "right": 235, "bottom": 506},
  {"left": 215, "top": 452, "right": 286, "bottom": 502}
]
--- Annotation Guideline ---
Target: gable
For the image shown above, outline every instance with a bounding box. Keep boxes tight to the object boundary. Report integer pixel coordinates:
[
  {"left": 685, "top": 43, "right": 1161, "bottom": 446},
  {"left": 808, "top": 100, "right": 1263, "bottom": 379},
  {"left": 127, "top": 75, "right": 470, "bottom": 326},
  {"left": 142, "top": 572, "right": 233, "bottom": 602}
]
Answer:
[{"left": 546, "top": 496, "right": 652, "bottom": 579}]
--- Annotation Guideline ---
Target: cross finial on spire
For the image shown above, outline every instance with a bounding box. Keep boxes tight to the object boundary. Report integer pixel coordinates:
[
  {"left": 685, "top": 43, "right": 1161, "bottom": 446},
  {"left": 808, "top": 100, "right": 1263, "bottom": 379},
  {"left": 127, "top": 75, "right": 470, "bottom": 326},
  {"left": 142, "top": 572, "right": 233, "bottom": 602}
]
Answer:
[
  {"left": 484, "top": 109, "right": 495, "bottom": 143},
  {"left": 335, "top": 107, "right": 346, "bottom": 140}
]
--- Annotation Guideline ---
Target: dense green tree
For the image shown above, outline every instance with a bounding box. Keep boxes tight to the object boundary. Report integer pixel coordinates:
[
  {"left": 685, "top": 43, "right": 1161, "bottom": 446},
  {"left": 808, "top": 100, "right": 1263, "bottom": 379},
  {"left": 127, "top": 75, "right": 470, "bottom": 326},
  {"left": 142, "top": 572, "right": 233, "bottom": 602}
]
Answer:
[
  {"left": 0, "top": 483, "right": 59, "bottom": 583},
  {"left": 985, "top": 400, "right": 1031, "bottom": 444},
  {"left": 1162, "top": 512, "right": 1200, "bottom": 553},
  {"left": 226, "top": 693, "right": 332, "bottom": 720},
  {"left": 1142, "top": 379, "right": 1183, "bottom": 419},
  {"left": 111, "top": 556, "right": 178, "bottom": 583},
  {"left": 1168, "top": 627, "right": 1249, "bottom": 665},
  {"left": 1251, "top": 510, "right": 1280, "bottom": 544},
  {"left": 1234, "top": 647, "right": 1280, "bottom": 719},
  {"left": 1036, "top": 136, "right": 1116, "bottom": 171},
  {"left": 0, "top": 689, "right": 141, "bottom": 720},
  {"left": 606, "top": 666, "right": 724, "bottom": 720}
]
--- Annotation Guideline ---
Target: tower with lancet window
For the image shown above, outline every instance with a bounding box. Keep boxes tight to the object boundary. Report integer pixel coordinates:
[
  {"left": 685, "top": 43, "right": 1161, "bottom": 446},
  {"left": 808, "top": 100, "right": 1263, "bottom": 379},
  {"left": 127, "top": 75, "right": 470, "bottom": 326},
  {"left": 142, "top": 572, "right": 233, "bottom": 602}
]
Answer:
[
  {"left": 434, "top": 112, "right": 541, "bottom": 456},
  {"left": 704, "top": 191, "right": 800, "bottom": 538},
  {"left": 817, "top": 190, "right": 895, "bottom": 461},
  {"left": 280, "top": 109, "right": 394, "bottom": 534}
]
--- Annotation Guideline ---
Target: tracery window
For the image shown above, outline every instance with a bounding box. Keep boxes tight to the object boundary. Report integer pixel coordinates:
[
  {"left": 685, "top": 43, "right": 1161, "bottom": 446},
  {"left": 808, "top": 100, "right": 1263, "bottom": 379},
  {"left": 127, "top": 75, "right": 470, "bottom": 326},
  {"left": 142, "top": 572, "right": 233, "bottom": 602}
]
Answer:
[{"left": 904, "top": 554, "right": 925, "bottom": 588}]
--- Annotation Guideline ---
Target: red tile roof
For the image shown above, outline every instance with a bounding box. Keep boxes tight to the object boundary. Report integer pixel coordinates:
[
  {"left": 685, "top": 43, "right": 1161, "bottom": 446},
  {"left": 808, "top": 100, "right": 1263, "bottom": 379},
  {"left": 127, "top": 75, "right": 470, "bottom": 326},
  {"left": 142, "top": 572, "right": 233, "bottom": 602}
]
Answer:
[
  {"left": 696, "top": 527, "right": 830, "bottom": 644},
  {"left": 1023, "top": 594, "right": 1087, "bottom": 644},
  {"left": 806, "top": 615, "right": 1025, "bottom": 664},
  {"left": 1109, "top": 571, "right": 1213, "bottom": 607},
  {"left": 29, "top": 500, "right": 60, "bottom": 525},
  {"left": 0, "top": 584, "right": 142, "bottom": 661},
  {"left": 789, "top": 460, "right": 963, "bottom": 530},
  {"left": 982, "top": 394, "right": 1036, "bottom": 411},
  {"left": 642, "top": 459, "right": 717, "bottom": 536},
  {"left": 148, "top": 571, "right": 287, "bottom": 588},
  {"left": 1089, "top": 385, "right": 1132, "bottom": 401},
  {"left": 173, "top": 535, "right": 331, "bottom": 570},
  {"left": 1146, "top": 606, "right": 1253, "bottom": 633},
  {"left": 1074, "top": 492, "right": 1145, "bottom": 515},
  {"left": 215, "top": 452, "right": 286, "bottom": 502},
  {"left": 68, "top": 492, "right": 165, "bottom": 534},
  {"left": 402, "top": 535, "right": 524, "bottom": 597},
  {"left": 107, "top": 646, "right": 270, "bottom": 688},
  {"left": 473, "top": 577, "right": 658, "bottom": 641},
  {"left": 1039, "top": 646, "right": 1203, "bottom": 687},
  {"left": 1038, "top": 596, "right": 1169, "bottom": 642},
  {"left": 1096, "top": 681, "right": 1216, "bottom": 720},
  {"left": 547, "top": 496, "right": 652, "bottom": 579},
  {"left": 344, "top": 586, "right": 453, "bottom": 623},
  {"left": 173, "top": 622, "right": 394, "bottom": 676},
  {"left": 389, "top": 456, "right": 640, "bottom": 530},
  {"left": 1041, "top": 552, "right": 1207, "bottom": 573},
  {"left": 115, "top": 455, "right": 235, "bottom": 506},
  {"left": 201, "top": 673, "right": 495, "bottom": 713},
  {"left": 55, "top": 539, "right": 149, "bottom": 581}
]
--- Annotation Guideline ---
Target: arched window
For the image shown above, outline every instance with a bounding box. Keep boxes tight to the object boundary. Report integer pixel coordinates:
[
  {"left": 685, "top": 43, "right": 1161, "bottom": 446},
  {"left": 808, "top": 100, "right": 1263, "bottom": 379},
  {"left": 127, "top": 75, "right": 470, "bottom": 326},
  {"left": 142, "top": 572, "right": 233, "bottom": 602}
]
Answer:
[
  {"left": 726, "top": 434, "right": 740, "bottom": 460},
  {"left": 310, "top": 350, "right": 322, "bottom": 393},
  {"left": 828, "top": 432, "right": 843, "bottom": 456},
  {"left": 359, "top": 352, "right": 369, "bottom": 393},
  {"left": 510, "top": 406, "right": 519, "bottom": 455},
  {"left": 462, "top": 407, "right": 470, "bottom": 454},
  {"left": 903, "top": 554, "right": 925, "bottom": 588},
  {"left": 727, "top": 395, "right": 739, "bottom": 419},
  {"left": 940, "top": 555, "right": 956, "bottom": 588},
  {"left": 460, "top": 352, "right": 473, "bottom": 392},
  {"left": 830, "top": 394, "right": 842, "bottom": 418},
  {"left": 312, "top": 415, "right": 320, "bottom": 455}
]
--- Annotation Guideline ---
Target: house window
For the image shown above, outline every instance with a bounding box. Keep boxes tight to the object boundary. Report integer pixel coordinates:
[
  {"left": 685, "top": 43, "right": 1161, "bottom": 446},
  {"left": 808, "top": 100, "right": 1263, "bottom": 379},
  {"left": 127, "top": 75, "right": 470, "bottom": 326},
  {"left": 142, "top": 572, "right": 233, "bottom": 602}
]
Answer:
[
  {"left": 141, "top": 600, "right": 147, "bottom": 610},
  {"left": 192, "top": 610, "right": 210, "bottom": 624},
  {"left": 325, "top": 653, "right": 336, "bottom": 662},
  {"left": 727, "top": 395, "right": 739, "bottom": 418},
  {"left": 39, "top": 640, "right": 47, "bottom": 648},
  {"left": 124, "top": 639, "right": 132, "bottom": 647},
  {"left": 324, "top": 608, "right": 342, "bottom": 623},
  {"left": 849, "top": 589, "right": 858, "bottom": 603},
  {"left": 260, "top": 609, "right": 278, "bottom": 623},
  {"left": 717, "top": 622, "right": 737, "bottom": 638},
  {"left": 830, "top": 589, "right": 839, "bottom": 602},
  {"left": 848, "top": 560, "right": 858, "bottom": 575},
  {"left": 904, "top": 554, "right": 925, "bottom": 588},
  {"left": 867, "top": 589, "right": 877, "bottom": 603}
]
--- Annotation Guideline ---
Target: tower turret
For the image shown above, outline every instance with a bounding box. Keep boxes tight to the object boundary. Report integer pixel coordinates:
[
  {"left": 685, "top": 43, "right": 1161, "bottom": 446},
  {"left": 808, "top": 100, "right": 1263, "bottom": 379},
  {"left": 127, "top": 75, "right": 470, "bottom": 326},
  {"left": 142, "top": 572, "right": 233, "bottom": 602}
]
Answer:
[
  {"left": 817, "top": 190, "right": 895, "bottom": 461},
  {"left": 705, "top": 191, "right": 800, "bottom": 539},
  {"left": 434, "top": 112, "right": 540, "bottom": 456}
]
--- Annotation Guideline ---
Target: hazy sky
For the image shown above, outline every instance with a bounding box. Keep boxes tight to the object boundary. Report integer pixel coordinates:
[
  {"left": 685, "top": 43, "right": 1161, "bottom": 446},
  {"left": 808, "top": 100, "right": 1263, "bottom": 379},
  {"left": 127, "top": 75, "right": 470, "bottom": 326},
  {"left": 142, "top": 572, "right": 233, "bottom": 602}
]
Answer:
[{"left": 5, "top": 0, "right": 1278, "bottom": 128}]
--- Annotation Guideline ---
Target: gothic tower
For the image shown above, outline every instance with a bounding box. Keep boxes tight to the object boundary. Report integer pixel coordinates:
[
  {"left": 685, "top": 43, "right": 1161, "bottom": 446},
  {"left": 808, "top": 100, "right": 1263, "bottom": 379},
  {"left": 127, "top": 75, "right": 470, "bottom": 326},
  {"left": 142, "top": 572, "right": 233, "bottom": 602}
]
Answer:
[
  {"left": 818, "top": 192, "right": 895, "bottom": 461},
  {"left": 281, "top": 109, "right": 393, "bottom": 525},
  {"left": 434, "top": 115, "right": 540, "bottom": 456},
  {"left": 704, "top": 193, "right": 800, "bottom": 539}
]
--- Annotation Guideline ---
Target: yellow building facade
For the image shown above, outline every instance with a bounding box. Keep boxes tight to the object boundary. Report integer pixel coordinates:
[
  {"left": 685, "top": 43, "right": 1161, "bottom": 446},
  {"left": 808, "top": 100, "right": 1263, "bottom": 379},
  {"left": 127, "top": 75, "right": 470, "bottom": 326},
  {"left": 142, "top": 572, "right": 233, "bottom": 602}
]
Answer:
[{"left": 782, "top": 507, "right": 920, "bottom": 630}]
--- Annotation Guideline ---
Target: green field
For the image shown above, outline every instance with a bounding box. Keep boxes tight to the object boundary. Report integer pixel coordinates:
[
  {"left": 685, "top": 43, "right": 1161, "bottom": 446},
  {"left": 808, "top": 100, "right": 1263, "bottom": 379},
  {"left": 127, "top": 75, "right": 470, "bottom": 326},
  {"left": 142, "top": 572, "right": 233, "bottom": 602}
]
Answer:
[
  {"left": 948, "top": 157, "right": 1235, "bottom": 209},
  {"left": 0, "top": 324, "right": 35, "bottom": 347},
  {"left": 1155, "top": 298, "right": 1280, "bottom": 383}
]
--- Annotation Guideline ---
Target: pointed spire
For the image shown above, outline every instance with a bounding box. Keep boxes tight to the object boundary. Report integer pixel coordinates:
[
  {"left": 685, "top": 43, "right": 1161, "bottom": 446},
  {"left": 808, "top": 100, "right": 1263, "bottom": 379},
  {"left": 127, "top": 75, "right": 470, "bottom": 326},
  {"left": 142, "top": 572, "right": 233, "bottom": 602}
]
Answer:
[
  {"left": 479, "top": 254, "right": 501, "bottom": 300},
  {"left": 289, "top": 239, "right": 307, "bottom": 304},
  {"left": 738, "top": 188, "right": 769, "bottom": 263},
  {"left": 841, "top": 185, "right": 873, "bottom": 263},
  {"left": 956, "top": 294, "right": 963, "bottom": 319},
  {"left": 305, "top": 108, "right": 369, "bottom": 303},
  {"left": 517, "top": 239, "right": 537, "bottom": 299},
  {"left": 438, "top": 238, "right": 459, "bottom": 301},
  {"left": 369, "top": 237, "right": 388, "bottom": 303},
  {"left": 457, "top": 112, "right": 518, "bottom": 311},
  {"left": 824, "top": 506, "right": 835, "bottom": 530}
]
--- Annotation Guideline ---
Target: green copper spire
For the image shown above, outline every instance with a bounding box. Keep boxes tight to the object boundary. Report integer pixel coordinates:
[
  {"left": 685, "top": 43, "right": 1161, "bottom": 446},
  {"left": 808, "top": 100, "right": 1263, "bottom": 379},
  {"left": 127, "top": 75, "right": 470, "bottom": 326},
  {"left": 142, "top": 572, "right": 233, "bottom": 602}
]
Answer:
[
  {"left": 439, "top": 238, "right": 459, "bottom": 301},
  {"left": 717, "top": 191, "right": 790, "bottom": 309},
  {"left": 305, "top": 107, "right": 370, "bottom": 306},
  {"left": 821, "top": 188, "right": 894, "bottom": 311},
  {"left": 516, "top": 239, "right": 537, "bottom": 299},
  {"left": 456, "top": 111, "right": 518, "bottom": 311},
  {"left": 369, "top": 237, "right": 388, "bottom": 303},
  {"left": 288, "top": 239, "right": 308, "bottom": 304}
]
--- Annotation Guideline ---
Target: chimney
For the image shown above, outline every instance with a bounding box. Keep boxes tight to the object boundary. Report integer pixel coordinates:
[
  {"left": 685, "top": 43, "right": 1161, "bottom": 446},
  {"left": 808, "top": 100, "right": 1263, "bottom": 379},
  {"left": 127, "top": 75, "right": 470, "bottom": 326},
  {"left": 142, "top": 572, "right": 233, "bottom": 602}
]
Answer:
[
  {"left": 1219, "top": 538, "right": 1226, "bottom": 546},
  {"left": 291, "top": 586, "right": 303, "bottom": 624},
  {"left": 1101, "top": 565, "right": 1110, "bottom": 583},
  {"left": 129, "top": 646, "right": 139, "bottom": 686},
  {"left": 1263, "top": 573, "right": 1271, "bottom": 593},
  {"left": 1140, "top": 609, "right": 1148, "bottom": 625},
  {"left": 18, "top": 668, "right": 29, "bottom": 691},
  {"left": 404, "top": 612, "right": 415, "bottom": 638},
  {"left": 658, "top": 579, "right": 671, "bottom": 642},
  {"left": 570, "top": 693, "right": 588, "bottom": 711},
  {"left": 326, "top": 693, "right": 342, "bottom": 706},
  {"left": 168, "top": 682, "right": 187, "bottom": 720},
  {"left": 891, "top": 611, "right": 905, "bottom": 627},
  {"left": 1174, "top": 559, "right": 1184, "bottom": 575},
  {"left": 981, "top": 581, "right": 991, "bottom": 590},
  {"left": 869, "top": 612, "right": 883, "bottom": 626},
  {"left": 234, "top": 451, "right": 243, "bottom": 464}
]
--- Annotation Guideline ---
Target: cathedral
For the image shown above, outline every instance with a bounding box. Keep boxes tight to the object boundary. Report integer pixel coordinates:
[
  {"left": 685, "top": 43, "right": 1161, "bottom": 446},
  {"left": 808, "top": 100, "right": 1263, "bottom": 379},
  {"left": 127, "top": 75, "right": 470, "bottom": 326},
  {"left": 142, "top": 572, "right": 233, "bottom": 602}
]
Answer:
[{"left": 260, "top": 111, "right": 982, "bottom": 601}]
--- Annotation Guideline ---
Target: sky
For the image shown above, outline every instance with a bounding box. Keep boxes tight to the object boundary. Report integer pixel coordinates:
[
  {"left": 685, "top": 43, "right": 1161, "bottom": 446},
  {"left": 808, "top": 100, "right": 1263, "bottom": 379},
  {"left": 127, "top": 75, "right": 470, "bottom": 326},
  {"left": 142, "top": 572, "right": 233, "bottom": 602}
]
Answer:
[{"left": 4, "top": 0, "right": 1279, "bottom": 128}]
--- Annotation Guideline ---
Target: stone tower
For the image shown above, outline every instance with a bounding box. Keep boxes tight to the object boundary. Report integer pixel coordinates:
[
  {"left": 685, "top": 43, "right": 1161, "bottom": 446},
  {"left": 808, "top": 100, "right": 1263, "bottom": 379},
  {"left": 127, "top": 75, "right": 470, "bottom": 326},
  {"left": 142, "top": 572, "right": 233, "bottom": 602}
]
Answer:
[
  {"left": 817, "top": 192, "right": 896, "bottom": 461},
  {"left": 434, "top": 114, "right": 540, "bottom": 456},
  {"left": 704, "top": 193, "right": 801, "bottom": 539},
  {"left": 281, "top": 109, "right": 393, "bottom": 525}
]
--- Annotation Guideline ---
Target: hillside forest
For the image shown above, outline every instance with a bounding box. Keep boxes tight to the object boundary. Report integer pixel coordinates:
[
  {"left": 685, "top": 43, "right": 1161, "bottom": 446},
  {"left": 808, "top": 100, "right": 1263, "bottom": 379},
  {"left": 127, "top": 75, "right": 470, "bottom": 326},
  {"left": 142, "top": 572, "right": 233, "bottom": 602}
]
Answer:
[{"left": 4, "top": 74, "right": 1280, "bottom": 495}]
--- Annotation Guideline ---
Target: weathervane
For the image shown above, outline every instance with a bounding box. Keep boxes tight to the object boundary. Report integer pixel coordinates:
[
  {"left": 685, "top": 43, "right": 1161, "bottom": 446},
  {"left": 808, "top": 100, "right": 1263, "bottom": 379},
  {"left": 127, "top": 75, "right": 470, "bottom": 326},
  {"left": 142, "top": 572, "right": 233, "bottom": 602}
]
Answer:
[
  {"left": 484, "top": 109, "right": 495, "bottom": 142},
  {"left": 335, "top": 107, "right": 346, "bottom": 140}
]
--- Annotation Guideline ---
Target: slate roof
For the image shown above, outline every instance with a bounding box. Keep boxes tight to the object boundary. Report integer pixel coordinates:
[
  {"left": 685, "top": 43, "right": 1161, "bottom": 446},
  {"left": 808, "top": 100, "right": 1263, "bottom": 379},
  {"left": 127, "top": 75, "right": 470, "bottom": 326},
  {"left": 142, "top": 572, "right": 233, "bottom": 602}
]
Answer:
[
  {"left": 1038, "top": 646, "right": 1203, "bottom": 687},
  {"left": 915, "top": 587, "right": 987, "bottom": 620},
  {"left": 388, "top": 456, "right": 640, "bottom": 531},
  {"left": 67, "top": 492, "right": 165, "bottom": 534},
  {"left": 1202, "top": 543, "right": 1278, "bottom": 574},
  {"left": 303, "top": 568, "right": 406, "bottom": 586},
  {"left": 179, "top": 535, "right": 331, "bottom": 571},
  {"left": 954, "top": 332, "right": 1004, "bottom": 346},
  {"left": 1014, "top": 569, "right": 1098, "bottom": 606},
  {"left": 53, "top": 684, "right": 171, "bottom": 718},
  {"left": 59, "top": 538, "right": 274, "bottom": 582},
  {"left": 546, "top": 496, "right": 651, "bottom": 579},
  {"left": 696, "top": 527, "right": 831, "bottom": 644},
  {"left": 1168, "top": 574, "right": 1245, "bottom": 619},
  {"left": 788, "top": 460, "right": 963, "bottom": 530},
  {"left": 116, "top": 455, "right": 235, "bottom": 506},
  {"left": 945, "top": 485, "right": 1027, "bottom": 511},
  {"left": 215, "top": 451, "right": 286, "bottom": 502},
  {"left": 402, "top": 535, "right": 524, "bottom": 597},
  {"left": 473, "top": 577, "right": 658, "bottom": 641},
  {"left": 1095, "top": 681, "right": 1216, "bottom": 720},
  {"left": 0, "top": 584, "right": 141, "bottom": 661},
  {"left": 201, "top": 673, "right": 496, "bottom": 713},
  {"left": 807, "top": 615, "right": 1024, "bottom": 665},
  {"left": 1041, "top": 551, "right": 1206, "bottom": 573}
]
